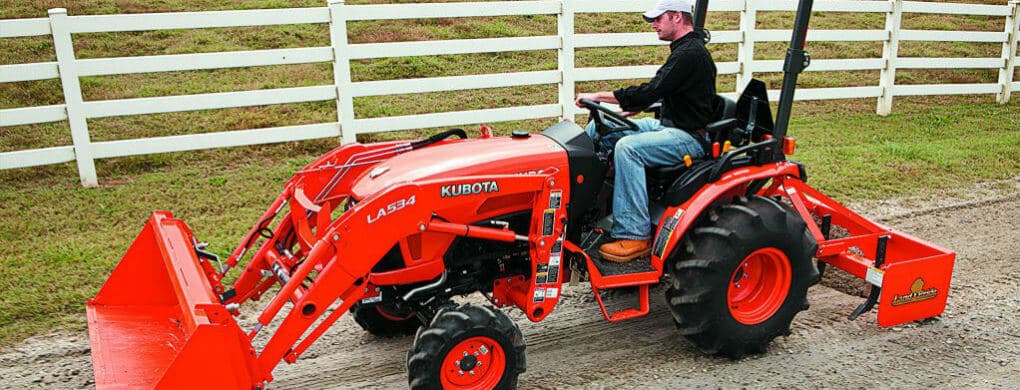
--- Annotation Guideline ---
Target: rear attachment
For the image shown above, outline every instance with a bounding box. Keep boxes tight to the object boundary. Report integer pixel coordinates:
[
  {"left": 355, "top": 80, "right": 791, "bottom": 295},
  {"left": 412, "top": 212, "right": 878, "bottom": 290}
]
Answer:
[{"left": 775, "top": 178, "right": 955, "bottom": 327}]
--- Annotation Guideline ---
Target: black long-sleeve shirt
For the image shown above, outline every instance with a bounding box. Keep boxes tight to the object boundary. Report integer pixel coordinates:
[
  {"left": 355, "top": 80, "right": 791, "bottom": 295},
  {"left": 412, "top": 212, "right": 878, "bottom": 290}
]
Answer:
[{"left": 613, "top": 33, "right": 717, "bottom": 132}]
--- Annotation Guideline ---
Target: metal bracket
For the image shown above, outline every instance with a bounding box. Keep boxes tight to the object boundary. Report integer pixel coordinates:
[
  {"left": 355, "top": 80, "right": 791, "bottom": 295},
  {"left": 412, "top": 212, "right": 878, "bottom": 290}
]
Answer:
[
  {"left": 817, "top": 214, "right": 832, "bottom": 278},
  {"left": 784, "top": 49, "right": 811, "bottom": 73},
  {"left": 194, "top": 240, "right": 224, "bottom": 274},
  {"left": 849, "top": 235, "right": 889, "bottom": 320},
  {"left": 696, "top": 28, "right": 712, "bottom": 44}
]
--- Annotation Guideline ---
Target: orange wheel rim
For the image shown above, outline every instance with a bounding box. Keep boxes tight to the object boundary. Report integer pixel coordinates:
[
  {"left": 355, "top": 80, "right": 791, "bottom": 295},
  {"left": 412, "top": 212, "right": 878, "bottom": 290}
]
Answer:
[
  {"left": 375, "top": 305, "right": 414, "bottom": 321},
  {"left": 440, "top": 336, "right": 506, "bottom": 389},
  {"left": 727, "top": 247, "right": 792, "bottom": 325}
]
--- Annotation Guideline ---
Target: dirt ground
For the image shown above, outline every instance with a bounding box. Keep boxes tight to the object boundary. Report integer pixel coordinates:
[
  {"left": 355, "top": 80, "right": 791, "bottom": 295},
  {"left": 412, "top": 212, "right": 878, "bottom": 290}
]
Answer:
[{"left": 1, "top": 181, "right": 1018, "bottom": 389}]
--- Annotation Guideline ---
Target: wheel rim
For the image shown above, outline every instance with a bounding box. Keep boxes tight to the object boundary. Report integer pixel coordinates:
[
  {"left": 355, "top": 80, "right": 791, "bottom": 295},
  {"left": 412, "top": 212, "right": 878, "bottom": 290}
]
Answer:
[
  {"left": 375, "top": 305, "right": 414, "bottom": 321},
  {"left": 727, "top": 247, "right": 792, "bottom": 325},
  {"left": 440, "top": 336, "right": 506, "bottom": 389}
]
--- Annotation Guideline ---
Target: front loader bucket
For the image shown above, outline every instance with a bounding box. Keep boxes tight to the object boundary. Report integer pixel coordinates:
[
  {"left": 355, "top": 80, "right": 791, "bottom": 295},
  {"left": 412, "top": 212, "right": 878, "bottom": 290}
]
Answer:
[{"left": 87, "top": 211, "right": 261, "bottom": 389}]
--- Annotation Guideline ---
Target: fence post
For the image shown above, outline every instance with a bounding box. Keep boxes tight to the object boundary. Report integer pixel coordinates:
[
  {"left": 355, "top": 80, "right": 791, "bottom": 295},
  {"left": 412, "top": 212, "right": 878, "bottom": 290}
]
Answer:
[
  {"left": 558, "top": 0, "right": 576, "bottom": 120},
  {"left": 736, "top": 0, "right": 757, "bottom": 93},
  {"left": 877, "top": 0, "right": 903, "bottom": 116},
  {"left": 997, "top": 1, "right": 1019, "bottom": 104},
  {"left": 49, "top": 8, "right": 98, "bottom": 187},
  {"left": 328, "top": 0, "right": 357, "bottom": 144}
]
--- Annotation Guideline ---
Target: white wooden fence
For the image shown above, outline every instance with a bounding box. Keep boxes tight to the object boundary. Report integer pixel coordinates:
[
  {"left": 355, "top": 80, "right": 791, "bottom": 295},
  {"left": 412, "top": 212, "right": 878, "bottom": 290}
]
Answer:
[{"left": 1, "top": 0, "right": 1018, "bottom": 187}]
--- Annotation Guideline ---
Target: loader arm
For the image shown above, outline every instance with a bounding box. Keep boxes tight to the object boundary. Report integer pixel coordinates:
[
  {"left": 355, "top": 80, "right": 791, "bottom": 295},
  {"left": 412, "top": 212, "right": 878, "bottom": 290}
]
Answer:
[
  {"left": 223, "top": 135, "right": 566, "bottom": 374},
  {"left": 88, "top": 146, "right": 565, "bottom": 389},
  {"left": 250, "top": 171, "right": 564, "bottom": 369},
  {"left": 223, "top": 140, "right": 411, "bottom": 300}
]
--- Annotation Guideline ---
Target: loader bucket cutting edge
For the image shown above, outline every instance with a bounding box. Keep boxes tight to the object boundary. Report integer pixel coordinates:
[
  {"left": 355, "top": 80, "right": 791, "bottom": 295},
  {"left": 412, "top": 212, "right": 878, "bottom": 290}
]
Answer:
[{"left": 87, "top": 211, "right": 261, "bottom": 389}]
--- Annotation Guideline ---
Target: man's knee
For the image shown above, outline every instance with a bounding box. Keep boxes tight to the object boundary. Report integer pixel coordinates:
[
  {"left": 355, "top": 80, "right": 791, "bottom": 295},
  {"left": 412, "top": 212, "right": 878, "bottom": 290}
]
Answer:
[
  {"left": 614, "top": 136, "right": 640, "bottom": 158},
  {"left": 581, "top": 121, "right": 601, "bottom": 141}
]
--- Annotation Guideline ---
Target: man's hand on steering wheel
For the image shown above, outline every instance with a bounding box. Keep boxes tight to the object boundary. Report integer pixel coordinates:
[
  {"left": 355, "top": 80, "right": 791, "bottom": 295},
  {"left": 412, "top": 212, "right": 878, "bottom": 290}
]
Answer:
[
  {"left": 574, "top": 92, "right": 604, "bottom": 108},
  {"left": 576, "top": 97, "right": 640, "bottom": 136}
]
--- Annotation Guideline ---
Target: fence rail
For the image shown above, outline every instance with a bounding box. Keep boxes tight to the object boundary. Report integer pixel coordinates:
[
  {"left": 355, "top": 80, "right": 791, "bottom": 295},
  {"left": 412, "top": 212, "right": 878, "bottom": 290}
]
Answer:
[{"left": 1, "top": 0, "right": 1018, "bottom": 186}]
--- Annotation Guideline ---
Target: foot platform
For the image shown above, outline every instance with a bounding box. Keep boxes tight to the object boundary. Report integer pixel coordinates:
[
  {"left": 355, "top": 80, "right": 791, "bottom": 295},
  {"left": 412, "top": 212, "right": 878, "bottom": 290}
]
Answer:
[{"left": 564, "top": 239, "right": 660, "bottom": 322}]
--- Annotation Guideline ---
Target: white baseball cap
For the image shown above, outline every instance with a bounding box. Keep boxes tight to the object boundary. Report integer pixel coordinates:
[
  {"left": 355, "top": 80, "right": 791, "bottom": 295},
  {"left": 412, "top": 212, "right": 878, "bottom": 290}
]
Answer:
[{"left": 643, "top": 0, "right": 694, "bottom": 22}]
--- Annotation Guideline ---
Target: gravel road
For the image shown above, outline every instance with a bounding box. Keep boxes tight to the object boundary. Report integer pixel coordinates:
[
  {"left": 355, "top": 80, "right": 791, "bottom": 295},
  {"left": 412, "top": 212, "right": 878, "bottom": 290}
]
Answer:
[{"left": 2, "top": 188, "right": 1017, "bottom": 389}]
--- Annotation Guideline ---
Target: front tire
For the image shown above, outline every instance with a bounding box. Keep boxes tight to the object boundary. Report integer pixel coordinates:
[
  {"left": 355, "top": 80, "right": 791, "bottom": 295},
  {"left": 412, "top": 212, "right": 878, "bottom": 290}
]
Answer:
[
  {"left": 665, "top": 195, "right": 818, "bottom": 358},
  {"left": 407, "top": 303, "right": 526, "bottom": 390}
]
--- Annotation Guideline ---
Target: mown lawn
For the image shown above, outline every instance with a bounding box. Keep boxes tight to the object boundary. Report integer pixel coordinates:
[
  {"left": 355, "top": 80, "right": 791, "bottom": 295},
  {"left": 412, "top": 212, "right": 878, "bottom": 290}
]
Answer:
[{"left": 1, "top": 0, "right": 1018, "bottom": 347}]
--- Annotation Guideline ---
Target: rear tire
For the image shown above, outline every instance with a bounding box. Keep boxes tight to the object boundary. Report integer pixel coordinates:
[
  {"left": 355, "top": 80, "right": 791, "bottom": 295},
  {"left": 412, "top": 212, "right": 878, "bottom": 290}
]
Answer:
[
  {"left": 407, "top": 303, "right": 526, "bottom": 390},
  {"left": 351, "top": 303, "right": 421, "bottom": 338},
  {"left": 665, "top": 195, "right": 818, "bottom": 358}
]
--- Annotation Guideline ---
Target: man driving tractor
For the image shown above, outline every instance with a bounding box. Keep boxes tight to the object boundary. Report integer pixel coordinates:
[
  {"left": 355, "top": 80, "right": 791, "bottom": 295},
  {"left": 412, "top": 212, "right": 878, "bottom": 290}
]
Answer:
[{"left": 576, "top": 0, "right": 718, "bottom": 263}]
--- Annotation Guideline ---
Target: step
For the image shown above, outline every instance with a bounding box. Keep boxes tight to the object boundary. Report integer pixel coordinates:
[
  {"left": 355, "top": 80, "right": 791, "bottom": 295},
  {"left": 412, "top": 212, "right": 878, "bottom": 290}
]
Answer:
[
  {"left": 563, "top": 238, "right": 660, "bottom": 322},
  {"left": 582, "top": 235, "right": 661, "bottom": 289}
]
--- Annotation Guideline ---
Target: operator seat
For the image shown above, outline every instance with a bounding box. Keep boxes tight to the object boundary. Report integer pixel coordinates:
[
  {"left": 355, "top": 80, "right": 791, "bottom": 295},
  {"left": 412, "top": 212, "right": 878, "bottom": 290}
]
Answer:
[{"left": 645, "top": 94, "right": 736, "bottom": 199}]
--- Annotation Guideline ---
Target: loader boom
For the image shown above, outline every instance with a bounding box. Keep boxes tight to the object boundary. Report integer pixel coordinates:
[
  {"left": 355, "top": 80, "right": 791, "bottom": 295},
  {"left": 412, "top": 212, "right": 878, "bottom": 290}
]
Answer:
[{"left": 89, "top": 135, "right": 573, "bottom": 387}]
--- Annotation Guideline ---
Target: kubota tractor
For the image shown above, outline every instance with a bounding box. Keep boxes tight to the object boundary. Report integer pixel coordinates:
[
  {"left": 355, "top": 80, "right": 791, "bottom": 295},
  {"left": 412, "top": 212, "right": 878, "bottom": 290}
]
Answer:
[{"left": 85, "top": 0, "right": 955, "bottom": 388}]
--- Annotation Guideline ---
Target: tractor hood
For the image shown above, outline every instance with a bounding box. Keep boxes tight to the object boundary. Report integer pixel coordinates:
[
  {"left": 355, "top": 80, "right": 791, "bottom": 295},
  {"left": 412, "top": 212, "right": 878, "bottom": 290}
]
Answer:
[{"left": 350, "top": 135, "right": 567, "bottom": 200}]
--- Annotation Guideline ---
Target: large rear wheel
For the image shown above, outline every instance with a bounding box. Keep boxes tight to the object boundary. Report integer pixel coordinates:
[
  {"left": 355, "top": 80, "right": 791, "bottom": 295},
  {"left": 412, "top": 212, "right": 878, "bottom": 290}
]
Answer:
[
  {"left": 665, "top": 195, "right": 818, "bottom": 358},
  {"left": 407, "top": 303, "right": 526, "bottom": 390}
]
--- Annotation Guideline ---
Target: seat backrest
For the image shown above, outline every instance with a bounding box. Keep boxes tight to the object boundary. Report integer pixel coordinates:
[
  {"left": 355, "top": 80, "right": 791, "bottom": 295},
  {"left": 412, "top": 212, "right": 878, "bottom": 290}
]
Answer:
[
  {"left": 705, "top": 80, "right": 776, "bottom": 147},
  {"left": 712, "top": 94, "right": 737, "bottom": 122},
  {"left": 733, "top": 79, "right": 775, "bottom": 137}
]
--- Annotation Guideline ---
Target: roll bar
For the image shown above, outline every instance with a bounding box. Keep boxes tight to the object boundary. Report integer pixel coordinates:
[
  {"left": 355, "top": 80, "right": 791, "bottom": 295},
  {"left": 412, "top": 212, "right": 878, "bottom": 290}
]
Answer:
[{"left": 692, "top": 0, "right": 814, "bottom": 160}]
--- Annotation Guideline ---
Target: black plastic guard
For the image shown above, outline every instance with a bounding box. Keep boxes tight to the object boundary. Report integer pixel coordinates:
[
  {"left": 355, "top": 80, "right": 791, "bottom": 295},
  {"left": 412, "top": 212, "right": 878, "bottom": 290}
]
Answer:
[{"left": 540, "top": 121, "right": 607, "bottom": 239}]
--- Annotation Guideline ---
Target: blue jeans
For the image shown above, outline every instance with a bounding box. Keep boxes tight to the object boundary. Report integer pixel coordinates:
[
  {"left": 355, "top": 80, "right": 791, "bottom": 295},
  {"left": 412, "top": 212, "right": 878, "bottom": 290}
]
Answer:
[{"left": 585, "top": 118, "right": 706, "bottom": 240}]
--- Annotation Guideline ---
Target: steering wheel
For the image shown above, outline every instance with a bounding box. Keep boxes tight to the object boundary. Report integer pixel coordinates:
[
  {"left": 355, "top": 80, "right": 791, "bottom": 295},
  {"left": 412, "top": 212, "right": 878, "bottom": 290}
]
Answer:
[{"left": 578, "top": 98, "right": 639, "bottom": 136}]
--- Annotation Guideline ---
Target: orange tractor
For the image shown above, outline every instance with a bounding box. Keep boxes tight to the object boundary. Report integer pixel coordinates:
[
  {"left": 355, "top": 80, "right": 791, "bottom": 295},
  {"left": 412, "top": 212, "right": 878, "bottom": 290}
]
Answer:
[{"left": 86, "top": 0, "right": 955, "bottom": 388}]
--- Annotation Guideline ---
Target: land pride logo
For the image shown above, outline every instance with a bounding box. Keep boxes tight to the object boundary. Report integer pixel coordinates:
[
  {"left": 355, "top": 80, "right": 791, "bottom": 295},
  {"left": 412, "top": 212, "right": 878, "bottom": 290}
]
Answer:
[
  {"left": 891, "top": 278, "right": 939, "bottom": 306},
  {"left": 441, "top": 180, "right": 500, "bottom": 198}
]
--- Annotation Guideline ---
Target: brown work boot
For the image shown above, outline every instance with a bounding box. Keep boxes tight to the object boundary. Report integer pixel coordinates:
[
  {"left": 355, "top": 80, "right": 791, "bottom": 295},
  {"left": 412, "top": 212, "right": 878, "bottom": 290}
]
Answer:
[{"left": 599, "top": 239, "right": 651, "bottom": 263}]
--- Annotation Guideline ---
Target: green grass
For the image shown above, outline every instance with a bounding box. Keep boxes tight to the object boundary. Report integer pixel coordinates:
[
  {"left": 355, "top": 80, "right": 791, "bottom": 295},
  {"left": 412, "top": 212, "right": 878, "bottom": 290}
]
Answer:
[
  {"left": 794, "top": 99, "right": 1020, "bottom": 199},
  {"left": 1, "top": 0, "right": 1019, "bottom": 347}
]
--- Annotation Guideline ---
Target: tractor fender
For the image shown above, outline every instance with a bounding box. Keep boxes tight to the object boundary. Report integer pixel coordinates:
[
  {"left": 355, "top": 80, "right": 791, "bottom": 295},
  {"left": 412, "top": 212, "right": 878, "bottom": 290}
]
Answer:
[{"left": 649, "top": 161, "right": 803, "bottom": 269}]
